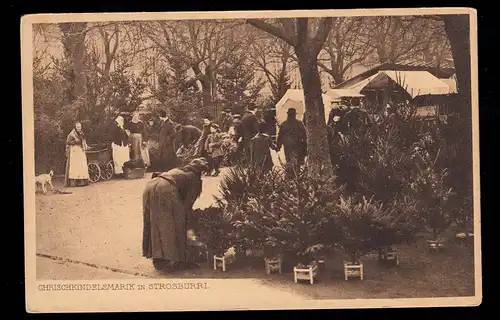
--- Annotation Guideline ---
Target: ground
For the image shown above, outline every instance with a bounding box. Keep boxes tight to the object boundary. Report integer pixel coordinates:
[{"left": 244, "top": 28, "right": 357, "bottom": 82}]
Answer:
[{"left": 35, "top": 150, "right": 475, "bottom": 299}]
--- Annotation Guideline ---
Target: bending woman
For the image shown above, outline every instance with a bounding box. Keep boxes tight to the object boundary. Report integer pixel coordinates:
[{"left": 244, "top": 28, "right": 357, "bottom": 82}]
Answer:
[
  {"left": 64, "top": 122, "right": 90, "bottom": 187},
  {"left": 142, "top": 158, "right": 209, "bottom": 271}
]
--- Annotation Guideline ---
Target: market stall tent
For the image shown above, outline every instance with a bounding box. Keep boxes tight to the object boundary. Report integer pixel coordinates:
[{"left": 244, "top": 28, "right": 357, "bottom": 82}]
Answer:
[
  {"left": 343, "top": 70, "right": 454, "bottom": 98},
  {"left": 275, "top": 89, "right": 341, "bottom": 125}
]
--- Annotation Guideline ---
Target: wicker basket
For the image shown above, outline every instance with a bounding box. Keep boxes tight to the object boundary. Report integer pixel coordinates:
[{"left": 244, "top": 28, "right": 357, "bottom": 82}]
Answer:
[{"left": 123, "top": 167, "right": 146, "bottom": 179}]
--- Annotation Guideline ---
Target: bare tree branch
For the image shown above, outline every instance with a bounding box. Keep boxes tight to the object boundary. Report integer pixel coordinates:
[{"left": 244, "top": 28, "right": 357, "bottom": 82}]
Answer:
[
  {"left": 312, "top": 17, "right": 335, "bottom": 55},
  {"left": 246, "top": 19, "right": 297, "bottom": 47}
]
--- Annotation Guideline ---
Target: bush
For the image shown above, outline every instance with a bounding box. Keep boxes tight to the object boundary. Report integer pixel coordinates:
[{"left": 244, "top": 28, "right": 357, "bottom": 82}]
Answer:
[
  {"left": 191, "top": 206, "right": 235, "bottom": 257},
  {"left": 34, "top": 113, "right": 66, "bottom": 174},
  {"left": 333, "top": 196, "right": 421, "bottom": 263},
  {"left": 218, "top": 163, "right": 343, "bottom": 265},
  {"left": 410, "top": 131, "right": 454, "bottom": 240}
]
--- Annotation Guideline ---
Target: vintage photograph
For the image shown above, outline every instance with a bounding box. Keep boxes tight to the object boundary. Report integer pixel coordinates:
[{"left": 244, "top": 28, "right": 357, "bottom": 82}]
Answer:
[{"left": 23, "top": 8, "right": 480, "bottom": 311}]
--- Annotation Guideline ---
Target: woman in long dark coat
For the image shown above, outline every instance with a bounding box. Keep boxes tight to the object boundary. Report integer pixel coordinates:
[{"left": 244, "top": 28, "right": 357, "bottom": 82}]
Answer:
[
  {"left": 249, "top": 121, "right": 274, "bottom": 174},
  {"left": 143, "top": 158, "right": 209, "bottom": 271},
  {"left": 158, "top": 113, "right": 177, "bottom": 172}
]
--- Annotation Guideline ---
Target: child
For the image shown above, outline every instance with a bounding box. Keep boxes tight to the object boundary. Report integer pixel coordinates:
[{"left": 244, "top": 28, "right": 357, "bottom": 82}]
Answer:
[
  {"left": 204, "top": 123, "right": 224, "bottom": 176},
  {"left": 249, "top": 121, "right": 275, "bottom": 174}
]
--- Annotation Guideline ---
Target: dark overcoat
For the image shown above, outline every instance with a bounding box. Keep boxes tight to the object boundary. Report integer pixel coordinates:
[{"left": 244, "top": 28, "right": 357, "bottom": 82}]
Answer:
[
  {"left": 142, "top": 167, "right": 203, "bottom": 263},
  {"left": 158, "top": 119, "right": 177, "bottom": 171},
  {"left": 249, "top": 133, "right": 274, "bottom": 173},
  {"left": 277, "top": 116, "right": 307, "bottom": 166}
]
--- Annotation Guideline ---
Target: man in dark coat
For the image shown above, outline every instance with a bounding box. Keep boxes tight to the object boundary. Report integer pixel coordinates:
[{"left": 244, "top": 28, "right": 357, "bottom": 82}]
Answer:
[
  {"left": 158, "top": 110, "right": 178, "bottom": 172},
  {"left": 232, "top": 114, "right": 243, "bottom": 142},
  {"left": 327, "top": 115, "right": 344, "bottom": 168},
  {"left": 344, "top": 105, "right": 370, "bottom": 135},
  {"left": 194, "top": 118, "right": 212, "bottom": 158},
  {"left": 263, "top": 108, "right": 277, "bottom": 137},
  {"left": 327, "top": 106, "right": 343, "bottom": 127},
  {"left": 249, "top": 121, "right": 274, "bottom": 174},
  {"left": 174, "top": 124, "right": 202, "bottom": 150},
  {"left": 240, "top": 106, "right": 259, "bottom": 163},
  {"left": 221, "top": 108, "right": 233, "bottom": 132},
  {"left": 276, "top": 108, "right": 307, "bottom": 176}
]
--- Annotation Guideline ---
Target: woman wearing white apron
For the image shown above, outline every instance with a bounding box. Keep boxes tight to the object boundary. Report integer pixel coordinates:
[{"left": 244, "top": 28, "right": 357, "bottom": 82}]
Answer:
[
  {"left": 127, "top": 112, "right": 151, "bottom": 167},
  {"left": 64, "top": 122, "right": 90, "bottom": 187},
  {"left": 109, "top": 116, "right": 130, "bottom": 175}
]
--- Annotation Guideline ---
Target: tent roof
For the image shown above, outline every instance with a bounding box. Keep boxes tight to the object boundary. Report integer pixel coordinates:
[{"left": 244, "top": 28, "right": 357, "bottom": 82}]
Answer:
[
  {"left": 440, "top": 78, "right": 458, "bottom": 94},
  {"left": 275, "top": 89, "right": 337, "bottom": 124},
  {"left": 326, "top": 89, "right": 365, "bottom": 99},
  {"left": 344, "top": 70, "right": 455, "bottom": 98},
  {"left": 275, "top": 89, "right": 338, "bottom": 110}
]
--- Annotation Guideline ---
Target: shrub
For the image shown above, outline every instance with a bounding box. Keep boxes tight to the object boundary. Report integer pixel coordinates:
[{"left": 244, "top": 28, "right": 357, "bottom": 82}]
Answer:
[
  {"left": 333, "top": 196, "right": 419, "bottom": 263},
  {"left": 34, "top": 113, "right": 65, "bottom": 174},
  {"left": 219, "top": 163, "right": 343, "bottom": 265},
  {"left": 191, "top": 206, "right": 235, "bottom": 257},
  {"left": 410, "top": 132, "right": 454, "bottom": 240}
]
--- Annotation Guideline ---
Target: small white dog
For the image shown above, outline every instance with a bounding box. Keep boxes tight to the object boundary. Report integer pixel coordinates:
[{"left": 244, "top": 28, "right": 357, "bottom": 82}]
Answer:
[{"left": 35, "top": 170, "right": 54, "bottom": 194}]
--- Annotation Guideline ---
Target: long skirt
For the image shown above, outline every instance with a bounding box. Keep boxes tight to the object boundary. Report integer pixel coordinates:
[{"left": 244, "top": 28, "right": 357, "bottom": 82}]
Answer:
[
  {"left": 112, "top": 142, "right": 130, "bottom": 174},
  {"left": 142, "top": 177, "right": 187, "bottom": 263},
  {"left": 130, "top": 133, "right": 143, "bottom": 161},
  {"left": 141, "top": 145, "right": 151, "bottom": 167},
  {"left": 64, "top": 145, "right": 89, "bottom": 187}
]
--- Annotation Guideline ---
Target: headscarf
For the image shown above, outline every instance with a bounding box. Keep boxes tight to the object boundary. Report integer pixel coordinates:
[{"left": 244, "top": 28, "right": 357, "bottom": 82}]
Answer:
[
  {"left": 115, "top": 116, "right": 125, "bottom": 129},
  {"left": 131, "top": 112, "right": 141, "bottom": 124}
]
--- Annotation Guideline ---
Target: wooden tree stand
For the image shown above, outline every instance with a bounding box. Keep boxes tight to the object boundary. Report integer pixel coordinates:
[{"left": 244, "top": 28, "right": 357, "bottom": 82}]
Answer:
[
  {"left": 380, "top": 250, "right": 399, "bottom": 266},
  {"left": 427, "top": 239, "right": 445, "bottom": 252},
  {"left": 264, "top": 258, "right": 282, "bottom": 275},
  {"left": 293, "top": 264, "right": 318, "bottom": 284},
  {"left": 343, "top": 262, "right": 364, "bottom": 280},
  {"left": 213, "top": 255, "right": 227, "bottom": 272},
  {"left": 455, "top": 232, "right": 474, "bottom": 247}
]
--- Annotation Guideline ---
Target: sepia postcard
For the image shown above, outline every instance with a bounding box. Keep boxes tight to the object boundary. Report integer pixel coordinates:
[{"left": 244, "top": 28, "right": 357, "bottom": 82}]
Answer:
[{"left": 22, "top": 8, "right": 481, "bottom": 312}]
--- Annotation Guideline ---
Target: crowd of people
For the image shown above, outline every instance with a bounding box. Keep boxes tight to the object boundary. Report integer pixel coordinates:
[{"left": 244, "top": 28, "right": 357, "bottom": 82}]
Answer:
[
  {"left": 64, "top": 112, "right": 151, "bottom": 187},
  {"left": 63, "top": 99, "right": 375, "bottom": 189}
]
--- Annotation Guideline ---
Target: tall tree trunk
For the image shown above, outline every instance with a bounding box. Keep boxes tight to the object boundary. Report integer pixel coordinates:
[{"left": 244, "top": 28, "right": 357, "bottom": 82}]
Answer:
[
  {"left": 296, "top": 51, "right": 334, "bottom": 176},
  {"left": 443, "top": 14, "right": 473, "bottom": 199},
  {"left": 59, "top": 22, "right": 87, "bottom": 119},
  {"left": 444, "top": 15, "right": 472, "bottom": 117}
]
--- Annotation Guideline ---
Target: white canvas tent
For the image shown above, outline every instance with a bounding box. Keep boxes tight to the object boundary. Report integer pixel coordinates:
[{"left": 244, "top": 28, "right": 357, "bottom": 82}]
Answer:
[
  {"left": 344, "top": 70, "right": 454, "bottom": 98},
  {"left": 326, "top": 88, "right": 365, "bottom": 100},
  {"left": 275, "top": 89, "right": 340, "bottom": 124}
]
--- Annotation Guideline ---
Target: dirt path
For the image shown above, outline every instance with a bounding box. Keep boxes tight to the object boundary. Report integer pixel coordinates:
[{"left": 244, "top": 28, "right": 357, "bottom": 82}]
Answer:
[{"left": 36, "top": 150, "right": 287, "bottom": 280}]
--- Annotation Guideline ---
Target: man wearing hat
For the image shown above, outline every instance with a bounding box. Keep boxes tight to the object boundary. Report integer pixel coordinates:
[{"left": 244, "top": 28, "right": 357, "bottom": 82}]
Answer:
[
  {"left": 276, "top": 107, "right": 307, "bottom": 176},
  {"left": 173, "top": 123, "right": 202, "bottom": 153},
  {"left": 220, "top": 107, "right": 233, "bottom": 132},
  {"left": 263, "top": 108, "right": 277, "bottom": 137},
  {"left": 157, "top": 110, "right": 178, "bottom": 172},
  {"left": 240, "top": 105, "right": 259, "bottom": 163}
]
